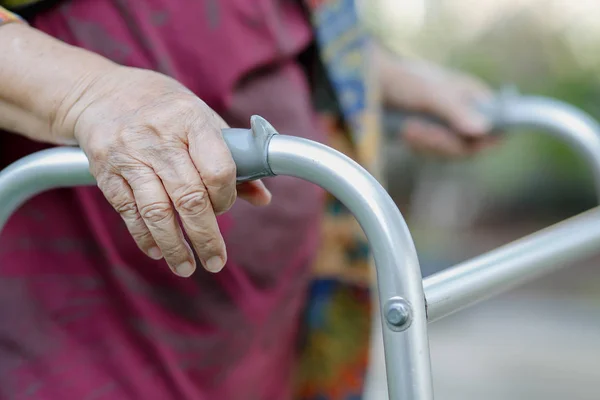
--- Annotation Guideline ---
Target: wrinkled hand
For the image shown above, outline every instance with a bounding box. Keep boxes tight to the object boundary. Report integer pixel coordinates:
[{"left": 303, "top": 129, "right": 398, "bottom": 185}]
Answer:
[
  {"left": 378, "top": 51, "right": 498, "bottom": 158},
  {"left": 56, "top": 66, "right": 271, "bottom": 277}
]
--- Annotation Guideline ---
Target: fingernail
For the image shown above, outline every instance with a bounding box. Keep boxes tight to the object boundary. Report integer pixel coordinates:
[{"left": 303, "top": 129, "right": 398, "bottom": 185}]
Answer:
[
  {"left": 147, "top": 247, "right": 163, "bottom": 260},
  {"left": 175, "top": 261, "right": 195, "bottom": 278},
  {"left": 205, "top": 256, "right": 224, "bottom": 273}
]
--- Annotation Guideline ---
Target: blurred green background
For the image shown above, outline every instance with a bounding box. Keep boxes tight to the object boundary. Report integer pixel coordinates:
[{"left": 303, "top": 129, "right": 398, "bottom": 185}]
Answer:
[
  {"left": 363, "top": 0, "right": 600, "bottom": 217},
  {"left": 358, "top": 3, "right": 600, "bottom": 400}
]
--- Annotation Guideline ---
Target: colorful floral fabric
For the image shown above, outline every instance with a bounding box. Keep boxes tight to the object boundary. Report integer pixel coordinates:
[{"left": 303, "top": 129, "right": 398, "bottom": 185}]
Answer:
[
  {"left": 296, "top": 1, "right": 380, "bottom": 399},
  {"left": 0, "top": 4, "right": 21, "bottom": 23}
]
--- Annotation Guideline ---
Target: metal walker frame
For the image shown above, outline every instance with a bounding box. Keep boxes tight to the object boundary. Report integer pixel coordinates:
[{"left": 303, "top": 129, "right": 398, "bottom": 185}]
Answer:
[{"left": 2, "top": 89, "right": 600, "bottom": 399}]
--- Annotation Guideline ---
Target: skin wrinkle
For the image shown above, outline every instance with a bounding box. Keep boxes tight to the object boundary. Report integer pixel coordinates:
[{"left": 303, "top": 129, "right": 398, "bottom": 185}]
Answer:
[
  {"left": 75, "top": 75, "right": 233, "bottom": 266},
  {"left": 51, "top": 69, "right": 104, "bottom": 144}
]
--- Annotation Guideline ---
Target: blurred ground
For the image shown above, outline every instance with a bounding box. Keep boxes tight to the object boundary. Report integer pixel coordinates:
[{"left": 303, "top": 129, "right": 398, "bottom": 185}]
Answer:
[
  {"left": 428, "top": 221, "right": 600, "bottom": 400},
  {"left": 367, "top": 220, "right": 600, "bottom": 400},
  {"left": 430, "top": 294, "right": 600, "bottom": 400}
]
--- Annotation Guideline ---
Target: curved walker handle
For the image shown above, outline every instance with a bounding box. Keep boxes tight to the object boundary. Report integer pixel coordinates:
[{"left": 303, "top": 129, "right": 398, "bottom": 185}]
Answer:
[
  {"left": 0, "top": 115, "right": 280, "bottom": 229},
  {"left": 384, "top": 86, "right": 600, "bottom": 200},
  {"left": 0, "top": 115, "right": 434, "bottom": 400}
]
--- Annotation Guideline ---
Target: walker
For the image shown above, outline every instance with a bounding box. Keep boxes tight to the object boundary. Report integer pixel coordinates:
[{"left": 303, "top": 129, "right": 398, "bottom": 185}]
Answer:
[{"left": 2, "top": 88, "right": 600, "bottom": 399}]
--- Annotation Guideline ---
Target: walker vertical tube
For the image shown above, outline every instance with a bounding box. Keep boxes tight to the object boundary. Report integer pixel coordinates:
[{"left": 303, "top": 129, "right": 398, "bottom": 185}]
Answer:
[{"left": 268, "top": 135, "right": 433, "bottom": 399}]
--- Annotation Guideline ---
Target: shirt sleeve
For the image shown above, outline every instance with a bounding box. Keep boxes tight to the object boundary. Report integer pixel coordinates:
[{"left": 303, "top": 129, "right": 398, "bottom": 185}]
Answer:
[{"left": 0, "top": 6, "right": 24, "bottom": 26}]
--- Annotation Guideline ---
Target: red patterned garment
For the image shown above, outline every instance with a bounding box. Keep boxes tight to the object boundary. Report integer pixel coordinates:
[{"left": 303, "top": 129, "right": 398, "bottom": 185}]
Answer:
[
  {"left": 0, "top": 1, "right": 379, "bottom": 399},
  {"left": 0, "top": 1, "right": 325, "bottom": 399}
]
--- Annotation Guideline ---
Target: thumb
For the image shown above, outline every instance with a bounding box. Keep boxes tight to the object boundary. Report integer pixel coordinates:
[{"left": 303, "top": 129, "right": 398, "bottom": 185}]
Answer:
[{"left": 237, "top": 180, "right": 272, "bottom": 206}]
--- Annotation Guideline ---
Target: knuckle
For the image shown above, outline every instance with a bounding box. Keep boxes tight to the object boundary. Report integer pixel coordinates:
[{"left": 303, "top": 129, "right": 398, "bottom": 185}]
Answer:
[
  {"left": 202, "top": 236, "right": 223, "bottom": 253},
  {"left": 139, "top": 202, "right": 173, "bottom": 225},
  {"left": 129, "top": 229, "right": 155, "bottom": 251},
  {"left": 171, "top": 96, "right": 201, "bottom": 113},
  {"left": 114, "top": 199, "right": 139, "bottom": 219},
  {"left": 215, "top": 188, "right": 237, "bottom": 214},
  {"left": 87, "top": 144, "right": 111, "bottom": 165},
  {"left": 192, "top": 234, "right": 223, "bottom": 255},
  {"left": 100, "top": 179, "right": 138, "bottom": 217},
  {"left": 174, "top": 188, "right": 211, "bottom": 215},
  {"left": 161, "top": 243, "right": 189, "bottom": 262},
  {"left": 130, "top": 227, "right": 152, "bottom": 243},
  {"left": 85, "top": 130, "right": 127, "bottom": 164},
  {"left": 203, "top": 163, "right": 236, "bottom": 188}
]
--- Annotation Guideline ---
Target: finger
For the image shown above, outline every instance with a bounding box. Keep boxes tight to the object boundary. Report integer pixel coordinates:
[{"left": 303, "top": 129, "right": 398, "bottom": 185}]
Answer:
[
  {"left": 188, "top": 116, "right": 238, "bottom": 215},
  {"left": 152, "top": 150, "right": 227, "bottom": 273},
  {"left": 100, "top": 174, "right": 162, "bottom": 260},
  {"left": 457, "top": 76, "right": 494, "bottom": 101},
  {"left": 429, "top": 94, "right": 492, "bottom": 138},
  {"left": 467, "top": 136, "right": 501, "bottom": 153},
  {"left": 237, "top": 181, "right": 272, "bottom": 206},
  {"left": 402, "top": 118, "right": 471, "bottom": 158},
  {"left": 121, "top": 166, "right": 196, "bottom": 277}
]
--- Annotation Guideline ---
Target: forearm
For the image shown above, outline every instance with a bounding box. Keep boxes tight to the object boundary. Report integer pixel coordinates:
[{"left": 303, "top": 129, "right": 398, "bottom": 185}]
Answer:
[
  {"left": 0, "top": 99, "right": 53, "bottom": 140},
  {"left": 373, "top": 44, "right": 435, "bottom": 110},
  {"left": 0, "top": 21, "right": 118, "bottom": 143}
]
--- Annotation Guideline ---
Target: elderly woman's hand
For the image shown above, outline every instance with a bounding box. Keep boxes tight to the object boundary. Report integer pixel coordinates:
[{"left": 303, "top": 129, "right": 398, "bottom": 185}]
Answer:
[
  {"left": 60, "top": 67, "right": 272, "bottom": 277},
  {"left": 0, "top": 23, "right": 272, "bottom": 277},
  {"left": 377, "top": 47, "right": 498, "bottom": 158}
]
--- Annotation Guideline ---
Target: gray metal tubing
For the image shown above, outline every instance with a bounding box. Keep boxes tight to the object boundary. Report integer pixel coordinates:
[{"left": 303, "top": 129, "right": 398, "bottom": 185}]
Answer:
[
  {"left": 0, "top": 147, "right": 94, "bottom": 229},
  {"left": 384, "top": 90, "right": 600, "bottom": 200},
  {"left": 492, "top": 94, "right": 600, "bottom": 199},
  {"left": 0, "top": 118, "right": 279, "bottom": 230},
  {"left": 268, "top": 135, "right": 433, "bottom": 400},
  {"left": 423, "top": 207, "right": 600, "bottom": 323}
]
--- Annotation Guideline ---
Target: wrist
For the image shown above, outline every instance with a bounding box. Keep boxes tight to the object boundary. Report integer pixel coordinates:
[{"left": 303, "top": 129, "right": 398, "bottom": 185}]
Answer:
[
  {"left": 0, "top": 22, "right": 118, "bottom": 143},
  {"left": 374, "top": 45, "right": 412, "bottom": 107},
  {"left": 375, "top": 48, "right": 437, "bottom": 111},
  {"left": 52, "top": 63, "right": 123, "bottom": 145}
]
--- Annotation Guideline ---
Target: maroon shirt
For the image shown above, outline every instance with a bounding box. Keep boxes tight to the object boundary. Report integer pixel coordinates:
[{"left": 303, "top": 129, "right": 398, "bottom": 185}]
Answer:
[{"left": 0, "top": 1, "right": 325, "bottom": 399}]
